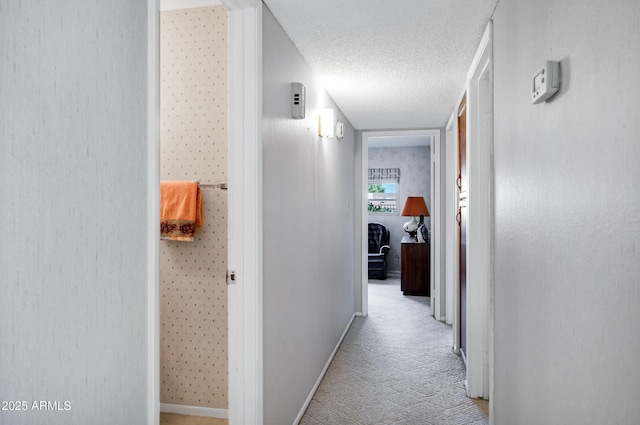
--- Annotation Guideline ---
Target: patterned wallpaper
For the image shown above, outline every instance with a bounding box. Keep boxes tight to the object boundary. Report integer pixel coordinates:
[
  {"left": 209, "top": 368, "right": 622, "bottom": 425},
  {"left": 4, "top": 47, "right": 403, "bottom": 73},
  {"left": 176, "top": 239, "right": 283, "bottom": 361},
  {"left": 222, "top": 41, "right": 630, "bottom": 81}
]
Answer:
[
  {"left": 160, "top": 6, "right": 228, "bottom": 409},
  {"left": 368, "top": 146, "right": 431, "bottom": 273}
]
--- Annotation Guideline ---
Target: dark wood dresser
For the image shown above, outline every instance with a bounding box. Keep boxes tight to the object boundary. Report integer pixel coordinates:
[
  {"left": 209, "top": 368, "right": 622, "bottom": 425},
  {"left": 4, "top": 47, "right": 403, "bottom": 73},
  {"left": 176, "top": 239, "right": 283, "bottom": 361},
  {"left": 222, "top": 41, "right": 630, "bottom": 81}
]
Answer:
[{"left": 401, "top": 242, "right": 430, "bottom": 296}]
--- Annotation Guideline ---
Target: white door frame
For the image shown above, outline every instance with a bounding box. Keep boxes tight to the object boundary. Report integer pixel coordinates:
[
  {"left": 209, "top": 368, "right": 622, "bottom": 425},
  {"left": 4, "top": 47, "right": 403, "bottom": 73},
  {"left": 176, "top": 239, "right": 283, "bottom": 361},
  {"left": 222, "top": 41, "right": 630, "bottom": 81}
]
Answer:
[
  {"left": 463, "top": 21, "right": 493, "bottom": 400},
  {"left": 225, "top": 1, "right": 263, "bottom": 423},
  {"left": 444, "top": 112, "right": 458, "bottom": 328},
  {"left": 431, "top": 131, "right": 444, "bottom": 321},
  {"left": 448, "top": 93, "right": 465, "bottom": 355},
  {"left": 360, "top": 129, "right": 441, "bottom": 316},
  {"left": 147, "top": 1, "right": 264, "bottom": 424},
  {"left": 147, "top": 2, "right": 160, "bottom": 424}
]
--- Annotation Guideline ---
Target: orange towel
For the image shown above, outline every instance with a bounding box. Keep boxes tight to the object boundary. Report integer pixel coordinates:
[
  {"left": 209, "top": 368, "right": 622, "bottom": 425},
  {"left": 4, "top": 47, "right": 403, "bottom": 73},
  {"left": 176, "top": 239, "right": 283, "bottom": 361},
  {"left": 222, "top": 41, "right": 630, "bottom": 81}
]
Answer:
[{"left": 160, "top": 181, "right": 204, "bottom": 241}]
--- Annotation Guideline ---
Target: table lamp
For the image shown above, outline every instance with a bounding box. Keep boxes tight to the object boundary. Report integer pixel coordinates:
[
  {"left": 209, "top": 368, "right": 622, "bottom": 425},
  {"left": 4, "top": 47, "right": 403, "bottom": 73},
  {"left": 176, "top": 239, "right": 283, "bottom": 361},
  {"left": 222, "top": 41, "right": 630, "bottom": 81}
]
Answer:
[{"left": 400, "top": 196, "right": 429, "bottom": 242}]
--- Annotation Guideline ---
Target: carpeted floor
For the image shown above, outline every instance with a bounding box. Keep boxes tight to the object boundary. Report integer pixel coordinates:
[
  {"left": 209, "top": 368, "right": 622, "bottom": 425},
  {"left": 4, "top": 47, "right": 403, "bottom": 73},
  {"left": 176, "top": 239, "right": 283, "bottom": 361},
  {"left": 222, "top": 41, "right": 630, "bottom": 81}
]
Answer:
[{"left": 300, "top": 277, "right": 488, "bottom": 425}]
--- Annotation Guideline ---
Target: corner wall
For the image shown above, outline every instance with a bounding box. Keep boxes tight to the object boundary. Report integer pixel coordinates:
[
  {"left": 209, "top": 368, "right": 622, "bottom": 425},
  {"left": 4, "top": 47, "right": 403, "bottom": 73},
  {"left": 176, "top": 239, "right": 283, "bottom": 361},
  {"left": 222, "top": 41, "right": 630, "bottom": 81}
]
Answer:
[
  {"left": 262, "top": 6, "right": 356, "bottom": 424},
  {"left": 0, "top": 1, "right": 149, "bottom": 424},
  {"left": 492, "top": 0, "right": 640, "bottom": 423}
]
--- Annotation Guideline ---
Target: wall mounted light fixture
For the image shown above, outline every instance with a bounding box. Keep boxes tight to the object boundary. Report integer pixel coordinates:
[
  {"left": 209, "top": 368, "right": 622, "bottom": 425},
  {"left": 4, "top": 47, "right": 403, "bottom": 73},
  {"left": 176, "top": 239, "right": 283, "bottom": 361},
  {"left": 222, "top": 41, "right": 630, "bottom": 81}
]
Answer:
[{"left": 319, "top": 108, "right": 335, "bottom": 138}]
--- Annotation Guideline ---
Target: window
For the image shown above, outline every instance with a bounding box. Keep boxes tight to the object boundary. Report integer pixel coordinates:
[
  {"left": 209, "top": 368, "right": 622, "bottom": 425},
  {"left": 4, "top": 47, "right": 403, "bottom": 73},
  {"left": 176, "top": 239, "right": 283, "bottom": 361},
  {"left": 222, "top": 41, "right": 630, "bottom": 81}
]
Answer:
[
  {"left": 368, "top": 183, "right": 397, "bottom": 213},
  {"left": 368, "top": 168, "right": 400, "bottom": 214}
]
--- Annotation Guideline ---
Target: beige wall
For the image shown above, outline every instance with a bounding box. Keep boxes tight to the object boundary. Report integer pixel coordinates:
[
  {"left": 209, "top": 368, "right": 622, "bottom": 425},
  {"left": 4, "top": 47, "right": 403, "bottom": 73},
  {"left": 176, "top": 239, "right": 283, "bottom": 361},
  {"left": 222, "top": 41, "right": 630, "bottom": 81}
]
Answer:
[{"left": 160, "top": 6, "right": 228, "bottom": 409}]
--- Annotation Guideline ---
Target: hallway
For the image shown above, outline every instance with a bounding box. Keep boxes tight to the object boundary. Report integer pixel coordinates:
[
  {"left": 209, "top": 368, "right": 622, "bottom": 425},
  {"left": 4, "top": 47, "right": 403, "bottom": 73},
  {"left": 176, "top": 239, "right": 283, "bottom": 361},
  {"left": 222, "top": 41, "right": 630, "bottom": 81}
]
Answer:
[{"left": 300, "top": 277, "right": 488, "bottom": 425}]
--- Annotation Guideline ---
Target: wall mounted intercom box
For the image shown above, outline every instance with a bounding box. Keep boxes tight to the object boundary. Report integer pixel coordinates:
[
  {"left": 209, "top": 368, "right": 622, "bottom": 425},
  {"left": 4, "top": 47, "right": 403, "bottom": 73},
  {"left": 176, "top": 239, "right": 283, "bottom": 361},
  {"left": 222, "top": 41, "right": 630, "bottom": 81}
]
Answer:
[{"left": 292, "top": 82, "right": 305, "bottom": 119}]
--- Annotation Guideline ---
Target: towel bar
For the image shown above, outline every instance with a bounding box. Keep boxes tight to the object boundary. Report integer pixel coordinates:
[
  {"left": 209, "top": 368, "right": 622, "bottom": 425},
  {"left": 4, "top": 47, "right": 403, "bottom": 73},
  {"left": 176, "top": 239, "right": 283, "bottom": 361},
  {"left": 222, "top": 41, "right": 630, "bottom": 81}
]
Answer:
[{"left": 199, "top": 182, "right": 227, "bottom": 190}]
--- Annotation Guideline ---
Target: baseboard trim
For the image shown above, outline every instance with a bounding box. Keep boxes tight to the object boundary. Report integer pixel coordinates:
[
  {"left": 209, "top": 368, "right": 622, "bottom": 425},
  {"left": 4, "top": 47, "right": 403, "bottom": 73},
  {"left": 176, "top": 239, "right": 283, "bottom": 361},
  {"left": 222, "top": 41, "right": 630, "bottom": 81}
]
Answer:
[
  {"left": 160, "top": 403, "right": 228, "bottom": 419},
  {"left": 387, "top": 270, "right": 401, "bottom": 277},
  {"left": 355, "top": 312, "right": 363, "bottom": 317},
  {"left": 293, "top": 312, "right": 357, "bottom": 425}
]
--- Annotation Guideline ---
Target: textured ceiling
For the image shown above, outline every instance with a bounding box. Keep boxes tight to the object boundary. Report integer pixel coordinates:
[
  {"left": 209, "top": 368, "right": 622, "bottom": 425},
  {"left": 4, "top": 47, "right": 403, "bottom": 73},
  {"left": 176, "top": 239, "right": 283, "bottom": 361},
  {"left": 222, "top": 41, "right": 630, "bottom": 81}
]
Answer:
[{"left": 263, "top": 0, "right": 498, "bottom": 130}]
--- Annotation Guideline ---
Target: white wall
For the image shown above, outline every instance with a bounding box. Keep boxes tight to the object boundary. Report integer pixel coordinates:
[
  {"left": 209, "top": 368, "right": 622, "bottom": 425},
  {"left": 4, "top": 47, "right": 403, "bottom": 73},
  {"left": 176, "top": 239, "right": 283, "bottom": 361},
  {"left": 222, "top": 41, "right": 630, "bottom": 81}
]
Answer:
[
  {"left": 492, "top": 0, "right": 640, "bottom": 423},
  {"left": 0, "top": 1, "right": 150, "bottom": 425},
  {"left": 262, "top": 6, "right": 356, "bottom": 425}
]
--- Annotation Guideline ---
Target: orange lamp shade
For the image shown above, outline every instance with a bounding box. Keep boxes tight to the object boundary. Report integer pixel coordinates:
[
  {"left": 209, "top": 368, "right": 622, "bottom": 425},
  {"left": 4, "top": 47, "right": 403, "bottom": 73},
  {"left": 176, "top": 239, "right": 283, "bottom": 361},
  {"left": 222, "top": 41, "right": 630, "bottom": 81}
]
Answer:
[{"left": 400, "top": 196, "right": 429, "bottom": 217}]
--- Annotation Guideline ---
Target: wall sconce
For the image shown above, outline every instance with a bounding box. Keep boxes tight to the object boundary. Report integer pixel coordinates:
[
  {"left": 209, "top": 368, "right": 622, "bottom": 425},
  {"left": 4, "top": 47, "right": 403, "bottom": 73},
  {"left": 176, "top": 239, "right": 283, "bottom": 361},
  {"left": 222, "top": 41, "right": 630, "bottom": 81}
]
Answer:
[{"left": 319, "top": 108, "right": 335, "bottom": 138}]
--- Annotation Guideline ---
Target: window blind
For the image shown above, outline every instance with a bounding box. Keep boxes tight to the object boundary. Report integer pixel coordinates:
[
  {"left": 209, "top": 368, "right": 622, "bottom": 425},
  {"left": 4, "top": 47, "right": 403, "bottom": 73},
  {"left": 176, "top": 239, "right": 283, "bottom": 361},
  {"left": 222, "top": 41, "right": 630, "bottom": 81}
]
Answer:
[{"left": 368, "top": 168, "right": 400, "bottom": 184}]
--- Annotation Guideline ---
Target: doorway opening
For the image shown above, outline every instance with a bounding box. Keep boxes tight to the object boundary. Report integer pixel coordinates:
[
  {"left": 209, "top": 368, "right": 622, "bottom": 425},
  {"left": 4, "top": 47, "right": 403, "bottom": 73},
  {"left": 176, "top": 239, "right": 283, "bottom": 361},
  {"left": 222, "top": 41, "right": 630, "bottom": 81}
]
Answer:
[
  {"left": 360, "top": 129, "right": 440, "bottom": 317},
  {"left": 446, "top": 22, "right": 493, "bottom": 402},
  {"left": 148, "top": 1, "right": 263, "bottom": 424}
]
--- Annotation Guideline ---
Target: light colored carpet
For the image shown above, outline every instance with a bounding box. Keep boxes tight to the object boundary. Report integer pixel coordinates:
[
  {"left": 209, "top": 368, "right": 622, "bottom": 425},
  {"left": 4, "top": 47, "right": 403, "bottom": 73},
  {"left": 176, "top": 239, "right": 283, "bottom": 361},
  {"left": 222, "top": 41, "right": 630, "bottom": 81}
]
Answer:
[{"left": 300, "top": 277, "right": 489, "bottom": 425}]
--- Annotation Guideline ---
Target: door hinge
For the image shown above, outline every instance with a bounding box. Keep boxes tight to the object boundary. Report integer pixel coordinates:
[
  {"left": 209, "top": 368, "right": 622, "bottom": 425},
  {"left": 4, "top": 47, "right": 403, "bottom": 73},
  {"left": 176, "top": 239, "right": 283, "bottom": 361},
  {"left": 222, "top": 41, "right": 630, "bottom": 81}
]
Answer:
[{"left": 227, "top": 270, "right": 236, "bottom": 285}]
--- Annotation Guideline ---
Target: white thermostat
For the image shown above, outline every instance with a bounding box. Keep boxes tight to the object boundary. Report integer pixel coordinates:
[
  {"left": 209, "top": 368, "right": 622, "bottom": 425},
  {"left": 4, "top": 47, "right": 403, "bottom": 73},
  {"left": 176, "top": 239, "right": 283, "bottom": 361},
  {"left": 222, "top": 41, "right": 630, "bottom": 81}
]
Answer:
[
  {"left": 336, "top": 121, "right": 344, "bottom": 139},
  {"left": 531, "top": 61, "right": 560, "bottom": 104}
]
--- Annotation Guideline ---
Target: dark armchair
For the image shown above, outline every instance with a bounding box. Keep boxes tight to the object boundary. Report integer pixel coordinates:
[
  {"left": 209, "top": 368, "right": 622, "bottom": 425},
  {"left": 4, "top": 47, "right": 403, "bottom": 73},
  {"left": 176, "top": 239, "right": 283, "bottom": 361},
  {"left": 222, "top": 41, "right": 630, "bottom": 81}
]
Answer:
[{"left": 368, "top": 222, "right": 391, "bottom": 280}]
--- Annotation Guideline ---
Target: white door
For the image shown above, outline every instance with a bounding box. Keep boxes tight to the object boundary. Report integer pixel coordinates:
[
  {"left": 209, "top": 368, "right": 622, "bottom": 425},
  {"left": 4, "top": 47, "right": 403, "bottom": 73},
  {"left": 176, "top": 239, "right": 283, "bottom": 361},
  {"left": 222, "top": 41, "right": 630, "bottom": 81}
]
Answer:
[{"left": 464, "top": 21, "right": 493, "bottom": 400}]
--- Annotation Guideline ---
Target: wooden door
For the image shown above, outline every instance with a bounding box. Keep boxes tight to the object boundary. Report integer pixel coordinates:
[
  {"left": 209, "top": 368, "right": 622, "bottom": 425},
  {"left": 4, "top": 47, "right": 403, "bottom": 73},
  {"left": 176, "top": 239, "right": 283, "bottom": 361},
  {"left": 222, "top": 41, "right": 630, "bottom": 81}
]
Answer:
[{"left": 457, "top": 96, "right": 468, "bottom": 358}]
